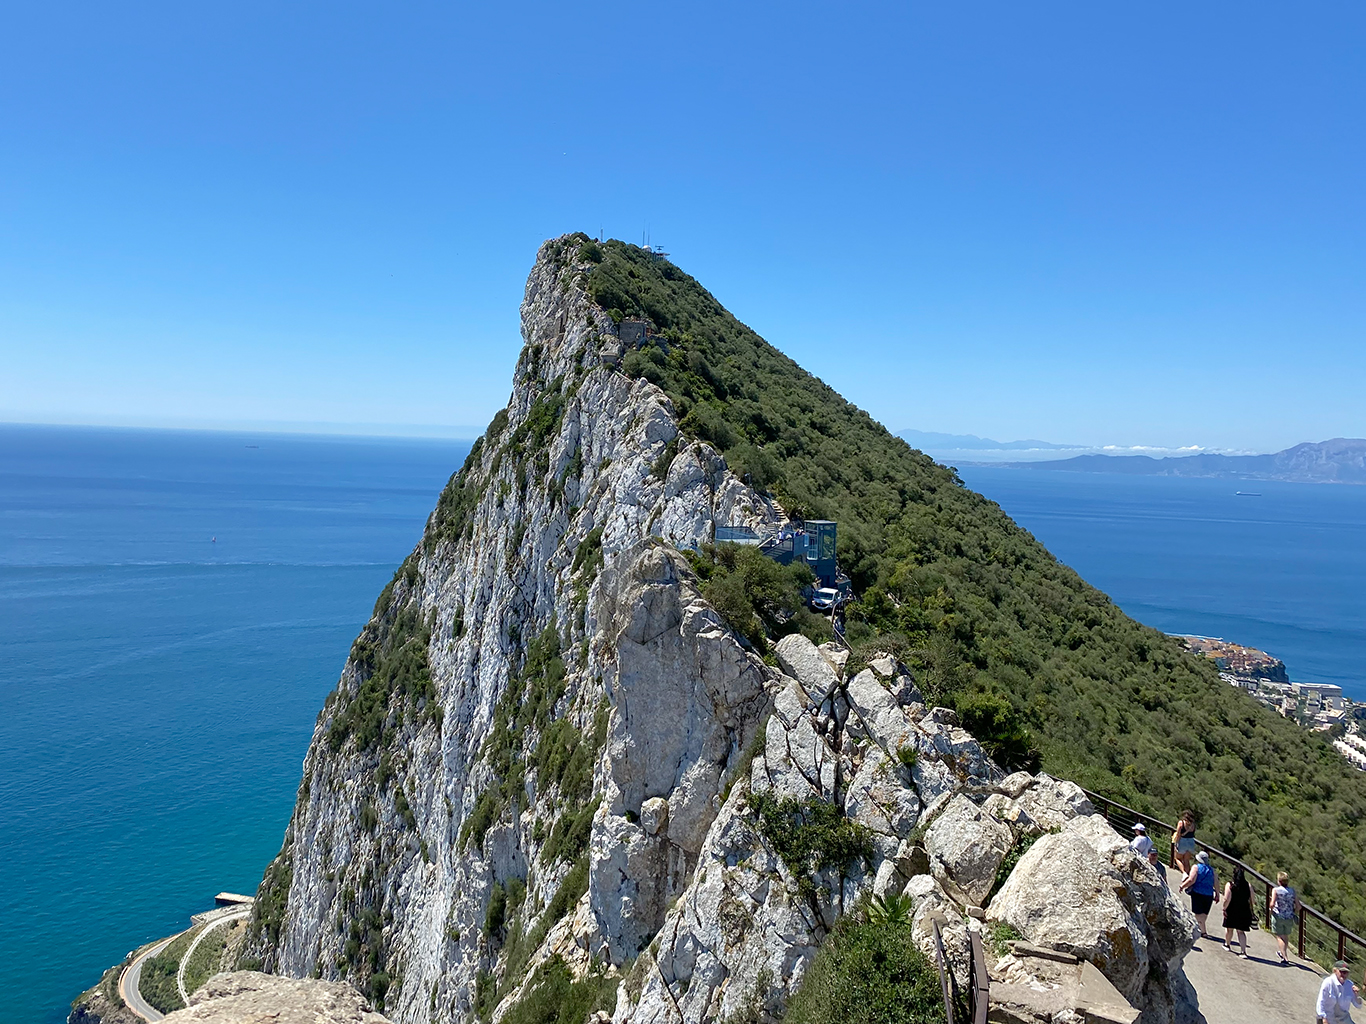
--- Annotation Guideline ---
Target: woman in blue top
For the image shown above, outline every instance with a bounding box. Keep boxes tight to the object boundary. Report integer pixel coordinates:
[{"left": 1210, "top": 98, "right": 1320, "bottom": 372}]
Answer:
[{"left": 1180, "top": 849, "right": 1217, "bottom": 938}]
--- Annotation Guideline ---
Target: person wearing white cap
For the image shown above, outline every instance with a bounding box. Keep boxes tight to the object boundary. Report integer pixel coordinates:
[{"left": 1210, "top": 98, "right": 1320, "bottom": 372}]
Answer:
[
  {"left": 1316, "top": 960, "right": 1360, "bottom": 1023},
  {"left": 1129, "top": 822, "right": 1153, "bottom": 859}
]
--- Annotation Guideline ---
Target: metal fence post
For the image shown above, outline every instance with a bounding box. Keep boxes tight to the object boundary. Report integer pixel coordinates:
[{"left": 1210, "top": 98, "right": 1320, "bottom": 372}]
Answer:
[
  {"left": 931, "top": 917, "right": 955, "bottom": 1024},
  {"left": 1299, "top": 908, "right": 1306, "bottom": 960}
]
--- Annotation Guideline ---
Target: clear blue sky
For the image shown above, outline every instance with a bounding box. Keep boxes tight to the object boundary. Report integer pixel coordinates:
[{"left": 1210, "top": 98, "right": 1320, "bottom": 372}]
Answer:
[{"left": 2, "top": 2, "right": 1362, "bottom": 451}]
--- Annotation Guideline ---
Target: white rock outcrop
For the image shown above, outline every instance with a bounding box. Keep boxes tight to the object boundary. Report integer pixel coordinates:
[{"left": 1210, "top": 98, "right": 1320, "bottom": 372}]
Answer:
[
  {"left": 231, "top": 235, "right": 1200, "bottom": 1024},
  {"left": 163, "top": 972, "right": 391, "bottom": 1023}
]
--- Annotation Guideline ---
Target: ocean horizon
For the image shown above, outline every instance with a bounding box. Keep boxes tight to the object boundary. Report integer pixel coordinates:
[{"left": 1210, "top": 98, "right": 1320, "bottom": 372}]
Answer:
[
  {"left": 0, "top": 424, "right": 473, "bottom": 1024},
  {"left": 3, "top": 425, "right": 1363, "bottom": 1023}
]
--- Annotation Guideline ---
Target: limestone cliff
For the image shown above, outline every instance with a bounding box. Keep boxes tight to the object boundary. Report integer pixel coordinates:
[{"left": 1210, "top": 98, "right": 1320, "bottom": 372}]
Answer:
[{"left": 239, "top": 235, "right": 1199, "bottom": 1024}]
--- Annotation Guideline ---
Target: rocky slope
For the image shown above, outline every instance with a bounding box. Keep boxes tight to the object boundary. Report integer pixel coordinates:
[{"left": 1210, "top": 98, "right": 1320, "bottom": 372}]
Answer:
[
  {"left": 228, "top": 235, "right": 1199, "bottom": 1024},
  {"left": 162, "top": 972, "right": 391, "bottom": 1024}
]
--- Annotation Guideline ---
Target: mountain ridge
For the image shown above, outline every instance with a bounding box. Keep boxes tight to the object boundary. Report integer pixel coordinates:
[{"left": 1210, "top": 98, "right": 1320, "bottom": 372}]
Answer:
[
  {"left": 128, "top": 234, "right": 1366, "bottom": 1024},
  {"left": 999, "top": 438, "right": 1366, "bottom": 483},
  {"left": 896, "top": 428, "right": 1081, "bottom": 452}
]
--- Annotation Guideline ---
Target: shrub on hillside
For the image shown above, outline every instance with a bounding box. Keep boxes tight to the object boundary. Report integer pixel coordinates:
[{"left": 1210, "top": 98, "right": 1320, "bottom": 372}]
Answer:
[
  {"left": 784, "top": 914, "right": 944, "bottom": 1024},
  {"left": 685, "top": 543, "right": 828, "bottom": 651},
  {"left": 589, "top": 237, "right": 1366, "bottom": 939}
]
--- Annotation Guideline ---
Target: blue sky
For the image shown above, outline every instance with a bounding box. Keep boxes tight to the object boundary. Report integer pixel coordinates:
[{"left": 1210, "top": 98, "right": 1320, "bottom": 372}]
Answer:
[{"left": 1, "top": 2, "right": 1362, "bottom": 451}]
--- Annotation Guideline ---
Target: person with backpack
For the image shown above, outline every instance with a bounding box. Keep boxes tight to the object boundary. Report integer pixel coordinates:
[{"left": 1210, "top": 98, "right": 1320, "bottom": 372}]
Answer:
[
  {"left": 1180, "top": 850, "right": 1217, "bottom": 938},
  {"left": 1271, "top": 872, "right": 1301, "bottom": 965},
  {"left": 1220, "top": 866, "right": 1255, "bottom": 956}
]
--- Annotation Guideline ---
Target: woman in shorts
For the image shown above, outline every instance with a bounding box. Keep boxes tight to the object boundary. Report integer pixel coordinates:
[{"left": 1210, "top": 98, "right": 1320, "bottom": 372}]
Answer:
[
  {"left": 1173, "top": 810, "right": 1198, "bottom": 876},
  {"left": 1270, "top": 872, "right": 1300, "bottom": 965}
]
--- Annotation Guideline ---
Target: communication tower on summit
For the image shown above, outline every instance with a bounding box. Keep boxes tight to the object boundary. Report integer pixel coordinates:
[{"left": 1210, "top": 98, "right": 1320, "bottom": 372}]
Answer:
[{"left": 641, "top": 230, "right": 669, "bottom": 259}]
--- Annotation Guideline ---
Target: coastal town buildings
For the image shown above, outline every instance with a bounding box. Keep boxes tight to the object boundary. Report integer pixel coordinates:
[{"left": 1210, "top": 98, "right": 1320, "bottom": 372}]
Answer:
[{"left": 1181, "top": 635, "right": 1364, "bottom": 771}]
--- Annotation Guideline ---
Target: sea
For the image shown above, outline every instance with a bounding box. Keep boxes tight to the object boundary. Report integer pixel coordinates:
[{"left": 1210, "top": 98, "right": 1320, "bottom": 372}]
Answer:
[
  {"left": 957, "top": 467, "right": 1366, "bottom": 693},
  {"left": 3, "top": 428, "right": 1364, "bottom": 1024},
  {"left": 0, "top": 425, "right": 471, "bottom": 1024}
]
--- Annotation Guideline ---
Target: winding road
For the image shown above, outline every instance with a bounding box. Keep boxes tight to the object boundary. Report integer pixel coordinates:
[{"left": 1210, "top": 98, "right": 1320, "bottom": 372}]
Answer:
[
  {"left": 176, "top": 909, "right": 251, "bottom": 1003},
  {"left": 119, "top": 936, "right": 178, "bottom": 1023}
]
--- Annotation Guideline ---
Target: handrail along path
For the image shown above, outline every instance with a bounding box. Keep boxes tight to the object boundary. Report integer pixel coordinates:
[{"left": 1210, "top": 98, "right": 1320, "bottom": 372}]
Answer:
[{"left": 1082, "top": 787, "right": 1366, "bottom": 969}]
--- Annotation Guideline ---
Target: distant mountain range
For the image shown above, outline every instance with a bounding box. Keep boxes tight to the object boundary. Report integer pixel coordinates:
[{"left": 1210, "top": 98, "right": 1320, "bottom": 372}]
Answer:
[
  {"left": 1003, "top": 438, "right": 1366, "bottom": 484},
  {"left": 896, "top": 429, "right": 1081, "bottom": 451}
]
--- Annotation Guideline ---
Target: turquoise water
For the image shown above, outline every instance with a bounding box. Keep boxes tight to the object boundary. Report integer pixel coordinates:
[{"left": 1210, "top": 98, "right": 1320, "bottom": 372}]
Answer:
[
  {"left": 6, "top": 430, "right": 1364, "bottom": 1023},
  {"left": 959, "top": 466, "right": 1366, "bottom": 694},
  {"left": 0, "top": 425, "right": 469, "bottom": 1024}
]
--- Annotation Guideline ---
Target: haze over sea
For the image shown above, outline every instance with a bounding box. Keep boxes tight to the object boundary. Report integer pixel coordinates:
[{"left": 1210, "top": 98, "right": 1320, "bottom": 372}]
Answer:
[{"left": 4, "top": 426, "right": 1364, "bottom": 1023}]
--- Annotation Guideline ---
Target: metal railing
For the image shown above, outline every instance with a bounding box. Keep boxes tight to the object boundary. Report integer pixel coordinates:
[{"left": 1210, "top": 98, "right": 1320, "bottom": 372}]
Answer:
[
  {"left": 1082, "top": 788, "right": 1366, "bottom": 969},
  {"left": 929, "top": 916, "right": 989, "bottom": 1024},
  {"left": 968, "top": 930, "right": 989, "bottom": 1024},
  {"left": 931, "top": 917, "right": 957, "bottom": 1024}
]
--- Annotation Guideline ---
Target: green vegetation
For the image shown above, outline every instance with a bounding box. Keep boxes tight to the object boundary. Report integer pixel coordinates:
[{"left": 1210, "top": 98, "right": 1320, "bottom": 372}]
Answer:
[
  {"left": 748, "top": 793, "right": 873, "bottom": 900},
  {"left": 989, "top": 922, "right": 1024, "bottom": 959},
  {"left": 139, "top": 928, "right": 201, "bottom": 1015},
  {"left": 336, "top": 899, "right": 389, "bottom": 1007},
  {"left": 327, "top": 564, "right": 441, "bottom": 753},
  {"left": 685, "top": 543, "right": 830, "bottom": 652},
  {"left": 783, "top": 913, "right": 944, "bottom": 1024},
  {"left": 459, "top": 622, "right": 588, "bottom": 854},
  {"left": 895, "top": 744, "right": 918, "bottom": 771},
  {"left": 183, "top": 925, "right": 231, "bottom": 995},
  {"left": 500, "top": 955, "right": 617, "bottom": 1024},
  {"left": 584, "top": 236, "right": 1366, "bottom": 939},
  {"left": 251, "top": 840, "right": 293, "bottom": 950},
  {"left": 867, "top": 892, "right": 914, "bottom": 927},
  {"left": 478, "top": 856, "right": 592, "bottom": 1020}
]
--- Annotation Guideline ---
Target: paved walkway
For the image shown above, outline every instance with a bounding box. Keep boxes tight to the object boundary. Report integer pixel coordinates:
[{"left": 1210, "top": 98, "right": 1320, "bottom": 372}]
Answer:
[{"left": 1177, "top": 889, "right": 1326, "bottom": 1024}]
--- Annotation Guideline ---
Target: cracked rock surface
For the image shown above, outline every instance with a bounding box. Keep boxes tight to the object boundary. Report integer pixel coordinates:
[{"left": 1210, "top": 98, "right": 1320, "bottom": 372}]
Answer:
[{"left": 226, "top": 236, "right": 1198, "bottom": 1024}]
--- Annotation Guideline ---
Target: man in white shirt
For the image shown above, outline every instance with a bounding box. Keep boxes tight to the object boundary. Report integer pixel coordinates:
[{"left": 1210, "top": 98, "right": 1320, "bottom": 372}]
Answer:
[
  {"left": 1317, "top": 960, "right": 1360, "bottom": 1024},
  {"left": 1129, "top": 823, "right": 1154, "bottom": 858}
]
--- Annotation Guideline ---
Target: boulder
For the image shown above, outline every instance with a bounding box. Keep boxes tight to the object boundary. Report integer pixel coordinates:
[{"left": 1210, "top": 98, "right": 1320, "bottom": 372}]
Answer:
[
  {"left": 640, "top": 797, "right": 669, "bottom": 837},
  {"left": 923, "top": 794, "right": 1012, "bottom": 907},
  {"left": 844, "top": 747, "right": 920, "bottom": 838},
  {"left": 818, "top": 642, "right": 849, "bottom": 678},
  {"left": 868, "top": 654, "right": 897, "bottom": 678},
  {"left": 775, "top": 634, "right": 840, "bottom": 704},
  {"left": 844, "top": 669, "right": 911, "bottom": 751},
  {"left": 903, "top": 874, "right": 971, "bottom": 988},
  {"left": 987, "top": 831, "right": 1151, "bottom": 1005},
  {"left": 999, "top": 771, "right": 1035, "bottom": 799},
  {"left": 890, "top": 673, "right": 924, "bottom": 708},
  {"left": 163, "top": 972, "right": 390, "bottom": 1023},
  {"left": 1015, "top": 774, "right": 1094, "bottom": 830},
  {"left": 981, "top": 793, "right": 1038, "bottom": 837}
]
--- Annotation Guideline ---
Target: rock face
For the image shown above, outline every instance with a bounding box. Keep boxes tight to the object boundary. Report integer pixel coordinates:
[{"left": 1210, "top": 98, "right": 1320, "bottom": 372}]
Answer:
[
  {"left": 233, "top": 235, "right": 1200, "bottom": 1024},
  {"left": 162, "top": 972, "right": 390, "bottom": 1023}
]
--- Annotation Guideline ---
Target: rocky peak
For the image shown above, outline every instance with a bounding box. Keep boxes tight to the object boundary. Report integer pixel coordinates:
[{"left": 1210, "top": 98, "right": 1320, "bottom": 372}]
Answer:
[{"left": 231, "top": 235, "right": 1199, "bottom": 1024}]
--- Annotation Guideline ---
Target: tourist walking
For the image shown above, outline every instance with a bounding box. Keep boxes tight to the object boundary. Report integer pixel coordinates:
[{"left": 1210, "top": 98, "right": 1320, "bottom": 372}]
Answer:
[
  {"left": 1220, "top": 866, "right": 1254, "bottom": 956},
  {"left": 1172, "top": 810, "right": 1197, "bottom": 875},
  {"left": 1316, "top": 960, "right": 1360, "bottom": 1024},
  {"left": 1148, "top": 848, "right": 1169, "bottom": 886},
  {"left": 1270, "top": 872, "right": 1301, "bottom": 965},
  {"left": 1180, "top": 850, "right": 1217, "bottom": 938},
  {"left": 1129, "top": 823, "right": 1153, "bottom": 858}
]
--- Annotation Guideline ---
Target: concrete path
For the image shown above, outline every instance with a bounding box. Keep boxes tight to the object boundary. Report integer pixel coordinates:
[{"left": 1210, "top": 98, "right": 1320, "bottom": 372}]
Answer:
[
  {"left": 1177, "top": 891, "right": 1327, "bottom": 1024},
  {"left": 177, "top": 909, "right": 250, "bottom": 1002},
  {"left": 120, "top": 936, "right": 177, "bottom": 1023}
]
